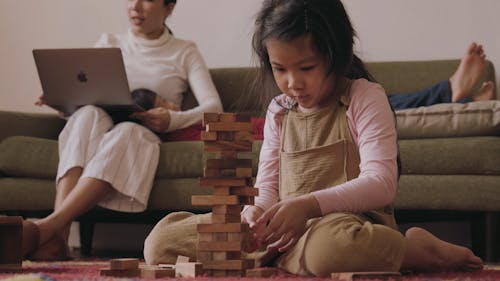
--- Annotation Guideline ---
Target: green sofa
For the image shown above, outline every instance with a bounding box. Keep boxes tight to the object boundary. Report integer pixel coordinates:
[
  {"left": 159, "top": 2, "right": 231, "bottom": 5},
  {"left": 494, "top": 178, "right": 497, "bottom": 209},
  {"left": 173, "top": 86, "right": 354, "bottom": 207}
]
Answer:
[{"left": 1, "top": 60, "right": 499, "bottom": 261}]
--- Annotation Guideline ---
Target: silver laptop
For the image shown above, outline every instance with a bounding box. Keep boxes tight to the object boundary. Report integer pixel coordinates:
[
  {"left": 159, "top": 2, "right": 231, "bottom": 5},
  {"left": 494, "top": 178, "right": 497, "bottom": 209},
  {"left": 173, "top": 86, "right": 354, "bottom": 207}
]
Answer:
[{"left": 33, "top": 48, "right": 144, "bottom": 118}]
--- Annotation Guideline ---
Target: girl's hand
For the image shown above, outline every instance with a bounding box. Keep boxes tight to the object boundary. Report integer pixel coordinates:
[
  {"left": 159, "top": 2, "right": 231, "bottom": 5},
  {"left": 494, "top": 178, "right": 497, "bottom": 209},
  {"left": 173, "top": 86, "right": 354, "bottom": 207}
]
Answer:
[
  {"left": 241, "top": 205, "right": 266, "bottom": 252},
  {"left": 130, "top": 107, "right": 171, "bottom": 132},
  {"left": 34, "top": 95, "right": 45, "bottom": 106},
  {"left": 255, "top": 194, "right": 322, "bottom": 253}
]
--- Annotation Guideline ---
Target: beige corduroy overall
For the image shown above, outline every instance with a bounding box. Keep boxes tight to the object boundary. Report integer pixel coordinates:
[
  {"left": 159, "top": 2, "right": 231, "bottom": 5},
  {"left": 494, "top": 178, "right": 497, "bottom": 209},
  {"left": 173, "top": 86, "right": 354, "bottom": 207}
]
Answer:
[{"left": 143, "top": 93, "right": 406, "bottom": 277}]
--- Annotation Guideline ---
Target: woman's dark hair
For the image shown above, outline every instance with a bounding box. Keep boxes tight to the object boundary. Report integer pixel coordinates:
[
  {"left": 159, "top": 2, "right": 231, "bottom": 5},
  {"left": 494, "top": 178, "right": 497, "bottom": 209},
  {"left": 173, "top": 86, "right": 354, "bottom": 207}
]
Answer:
[
  {"left": 163, "top": 0, "right": 176, "bottom": 34},
  {"left": 131, "top": 88, "right": 157, "bottom": 110},
  {"left": 252, "top": 0, "right": 374, "bottom": 106}
]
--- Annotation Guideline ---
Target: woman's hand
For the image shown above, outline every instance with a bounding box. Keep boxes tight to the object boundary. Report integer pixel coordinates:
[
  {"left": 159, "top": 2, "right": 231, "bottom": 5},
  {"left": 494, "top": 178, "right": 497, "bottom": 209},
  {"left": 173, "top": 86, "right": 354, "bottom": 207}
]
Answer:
[
  {"left": 254, "top": 194, "right": 322, "bottom": 253},
  {"left": 35, "top": 95, "right": 67, "bottom": 118},
  {"left": 130, "top": 107, "right": 171, "bottom": 132},
  {"left": 241, "top": 205, "right": 266, "bottom": 252}
]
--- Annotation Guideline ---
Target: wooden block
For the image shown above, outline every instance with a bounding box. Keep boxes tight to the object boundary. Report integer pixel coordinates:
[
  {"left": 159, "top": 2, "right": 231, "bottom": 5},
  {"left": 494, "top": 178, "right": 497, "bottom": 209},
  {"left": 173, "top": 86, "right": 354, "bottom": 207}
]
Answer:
[
  {"left": 219, "top": 113, "right": 235, "bottom": 122},
  {"left": 196, "top": 251, "right": 212, "bottom": 262},
  {"left": 213, "top": 251, "right": 241, "bottom": 261},
  {"left": 158, "top": 264, "right": 175, "bottom": 269},
  {"left": 200, "top": 178, "right": 248, "bottom": 187},
  {"left": 100, "top": 268, "right": 140, "bottom": 277},
  {"left": 212, "top": 270, "right": 227, "bottom": 277},
  {"left": 0, "top": 216, "right": 22, "bottom": 268},
  {"left": 217, "top": 131, "right": 235, "bottom": 141},
  {"left": 230, "top": 186, "right": 259, "bottom": 197},
  {"left": 192, "top": 195, "right": 239, "bottom": 206},
  {"left": 204, "top": 141, "right": 252, "bottom": 152},
  {"left": 211, "top": 214, "right": 241, "bottom": 223},
  {"left": 198, "top": 241, "right": 242, "bottom": 251},
  {"left": 197, "top": 223, "right": 249, "bottom": 233},
  {"left": 203, "top": 113, "right": 220, "bottom": 126},
  {"left": 214, "top": 232, "right": 228, "bottom": 242},
  {"left": 203, "top": 259, "right": 254, "bottom": 270},
  {"left": 213, "top": 186, "right": 231, "bottom": 196},
  {"left": 227, "top": 270, "right": 245, "bottom": 277},
  {"left": 246, "top": 267, "right": 279, "bottom": 278},
  {"left": 176, "top": 255, "right": 192, "bottom": 263},
  {"left": 175, "top": 262, "right": 203, "bottom": 277},
  {"left": 235, "top": 167, "right": 253, "bottom": 178},
  {"left": 235, "top": 112, "right": 252, "bottom": 122},
  {"left": 201, "top": 131, "right": 217, "bottom": 141},
  {"left": 220, "top": 151, "right": 237, "bottom": 159},
  {"left": 331, "top": 271, "right": 402, "bottom": 281},
  {"left": 140, "top": 266, "right": 175, "bottom": 278},
  {"left": 228, "top": 233, "right": 243, "bottom": 242},
  {"left": 198, "top": 232, "right": 214, "bottom": 242},
  {"left": 212, "top": 205, "right": 241, "bottom": 215},
  {"left": 206, "top": 122, "right": 253, "bottom": 132},
  {"left": 204, "top": 168, "right": 220, "bottom": 178},
  {"left": 109, "top": 258, "right": 139, "bottom": 270},
  {"left": 234, "top": 131, "right": 254, "bottom": 141},
  {"left": 206, "top": 158, "right": 252, "bottom": 169}
]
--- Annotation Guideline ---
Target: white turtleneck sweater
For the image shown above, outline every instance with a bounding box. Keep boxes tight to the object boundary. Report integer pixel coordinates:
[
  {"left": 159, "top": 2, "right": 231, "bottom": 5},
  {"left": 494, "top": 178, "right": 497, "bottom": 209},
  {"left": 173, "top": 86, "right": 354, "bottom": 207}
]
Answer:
[{"left": 94, "top": 29, "right": 223, "bottom": 132}]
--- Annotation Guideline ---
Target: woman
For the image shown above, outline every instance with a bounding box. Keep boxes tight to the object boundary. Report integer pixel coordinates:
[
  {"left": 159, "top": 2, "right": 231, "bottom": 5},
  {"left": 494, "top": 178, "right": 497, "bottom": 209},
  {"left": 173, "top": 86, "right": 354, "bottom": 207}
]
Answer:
[{"left": 26, "top": 0, "right": 222, "bottom": 260}]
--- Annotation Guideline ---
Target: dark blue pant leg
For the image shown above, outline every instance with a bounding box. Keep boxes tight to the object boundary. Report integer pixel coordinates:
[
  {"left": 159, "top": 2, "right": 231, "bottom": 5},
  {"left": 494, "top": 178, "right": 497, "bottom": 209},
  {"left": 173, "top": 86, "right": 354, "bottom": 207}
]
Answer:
[{"left": 388, "top": 80, "right": 471, "bottom": 110}]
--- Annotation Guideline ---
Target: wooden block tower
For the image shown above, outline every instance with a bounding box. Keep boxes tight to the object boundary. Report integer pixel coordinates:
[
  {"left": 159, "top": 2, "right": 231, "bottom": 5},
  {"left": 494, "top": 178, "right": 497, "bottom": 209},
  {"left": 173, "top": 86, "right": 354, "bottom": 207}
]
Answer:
[{"left": 192, "top": 112, "right": 257, "bottom": 277}]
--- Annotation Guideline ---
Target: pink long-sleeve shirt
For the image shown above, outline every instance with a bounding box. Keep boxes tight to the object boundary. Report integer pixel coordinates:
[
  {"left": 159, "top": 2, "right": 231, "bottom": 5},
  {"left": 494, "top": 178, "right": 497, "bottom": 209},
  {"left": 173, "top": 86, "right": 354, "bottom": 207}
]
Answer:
[{"left": 253, "top": 78, "right": 399, "bottom": 216}]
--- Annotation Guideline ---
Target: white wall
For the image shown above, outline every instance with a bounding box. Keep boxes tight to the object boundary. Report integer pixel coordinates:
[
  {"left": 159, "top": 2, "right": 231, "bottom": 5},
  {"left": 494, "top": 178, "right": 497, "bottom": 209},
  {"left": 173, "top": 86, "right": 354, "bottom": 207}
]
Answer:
[{"left": 1, "top": 0, "right": 499, "bottom": 113}]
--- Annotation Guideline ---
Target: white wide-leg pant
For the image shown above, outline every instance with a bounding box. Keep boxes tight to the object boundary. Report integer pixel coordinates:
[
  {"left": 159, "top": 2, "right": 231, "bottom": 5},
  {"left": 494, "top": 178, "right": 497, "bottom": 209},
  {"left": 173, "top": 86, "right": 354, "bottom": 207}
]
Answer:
[{"left": 57, "top": 105, "right": 160, "bottom": 212}]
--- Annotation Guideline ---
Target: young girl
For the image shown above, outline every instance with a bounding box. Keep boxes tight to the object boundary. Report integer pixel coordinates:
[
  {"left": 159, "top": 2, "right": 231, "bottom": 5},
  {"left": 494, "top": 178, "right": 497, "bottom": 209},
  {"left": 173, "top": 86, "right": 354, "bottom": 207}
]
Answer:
[
  {"left": 25, "top": 0, "right": 222, "bottom": 260},
  {"left": 143, "top": 0, "right": 483, "bottom": 276}
]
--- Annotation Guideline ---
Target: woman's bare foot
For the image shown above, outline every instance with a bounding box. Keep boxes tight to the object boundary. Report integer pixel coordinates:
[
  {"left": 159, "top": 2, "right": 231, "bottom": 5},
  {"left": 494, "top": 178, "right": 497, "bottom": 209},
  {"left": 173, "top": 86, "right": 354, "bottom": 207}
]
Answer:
[
  {"left": 401, "top": 227, "right": 483, "bottom": 272},
  {"left": 450, "top": 42, "right": 487, "bottom": 102},
  {"left": 473, "top": 81, "right": 495, "bottom": 101},
  {"left": 29, "top": 235, "right": 69, "bottom": 261}
]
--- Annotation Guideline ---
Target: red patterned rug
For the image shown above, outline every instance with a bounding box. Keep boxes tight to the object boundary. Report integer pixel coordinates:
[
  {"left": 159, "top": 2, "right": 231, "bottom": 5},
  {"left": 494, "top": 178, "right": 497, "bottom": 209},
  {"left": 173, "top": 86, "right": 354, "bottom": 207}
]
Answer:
[{"left": 1, "top": 261, "right": 499, "bottom": 281}]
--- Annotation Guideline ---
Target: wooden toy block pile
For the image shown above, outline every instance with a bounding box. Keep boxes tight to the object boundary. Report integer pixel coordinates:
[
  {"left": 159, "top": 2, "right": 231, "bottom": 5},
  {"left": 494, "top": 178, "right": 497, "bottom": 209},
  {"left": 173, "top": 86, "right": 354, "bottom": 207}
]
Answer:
[
  {"left": 192, "top": 112, "right": 257, "bottom": 277},
  {"left": 0, "top": 216, "right": 22, "bottom": 271}
]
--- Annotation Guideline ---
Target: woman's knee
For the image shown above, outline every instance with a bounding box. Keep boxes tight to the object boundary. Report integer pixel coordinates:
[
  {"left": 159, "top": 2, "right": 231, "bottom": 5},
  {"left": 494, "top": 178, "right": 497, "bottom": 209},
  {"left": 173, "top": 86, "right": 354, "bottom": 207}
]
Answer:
[{"left": 112, "top": 122, "right": 158, "bottom": 141}]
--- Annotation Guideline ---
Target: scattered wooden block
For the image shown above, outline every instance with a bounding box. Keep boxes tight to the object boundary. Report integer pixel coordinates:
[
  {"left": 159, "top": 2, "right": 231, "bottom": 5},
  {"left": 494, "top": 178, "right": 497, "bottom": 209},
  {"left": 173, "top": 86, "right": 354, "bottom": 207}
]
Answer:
[
  {"left": 140, "top": 265, "right": 175, "bottom": 278},
  {"left": 100, "top": 268, "right": 140, "bottom": 277},
  {"left": 0, "top": 216, "right": 22, "bottom": 269},
  {"left": 175, "top": 262, "right": 203, "bottom": 277},
  {"left": 246, "top": 267, "right": 279, "bottom": 277},
  {"left": 176, "top": 255, "right": 193, "bottom": 263},
  {"left": 109, "top": 258, "right": 139, "bottom": 270},
  {"left": 331, "top": 271, "right": 402, "bottom": 281}
]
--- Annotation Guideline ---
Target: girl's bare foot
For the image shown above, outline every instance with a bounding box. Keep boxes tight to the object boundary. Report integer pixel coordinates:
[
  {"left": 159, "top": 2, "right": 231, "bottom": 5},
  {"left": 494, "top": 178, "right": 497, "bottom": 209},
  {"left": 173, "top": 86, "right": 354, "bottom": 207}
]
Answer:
[
  {"left": 473, "top": 81, "right": 495, "bottom": 101},
  {"left": 401, "top": 227, "right": 483, "bottom": 272},
  {"left": 450, "top": 42, "right": 487, "bottom": 102}
]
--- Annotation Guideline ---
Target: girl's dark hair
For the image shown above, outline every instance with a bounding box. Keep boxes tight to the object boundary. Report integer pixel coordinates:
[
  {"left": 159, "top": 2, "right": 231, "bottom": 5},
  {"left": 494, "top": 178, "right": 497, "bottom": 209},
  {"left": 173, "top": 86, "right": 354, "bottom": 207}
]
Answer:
[
  {"left": 252, "top": 0, "right": 374, "bottom": 106},
  {"left": 131, "top": 88, "right": 157, "bottom": 110}
]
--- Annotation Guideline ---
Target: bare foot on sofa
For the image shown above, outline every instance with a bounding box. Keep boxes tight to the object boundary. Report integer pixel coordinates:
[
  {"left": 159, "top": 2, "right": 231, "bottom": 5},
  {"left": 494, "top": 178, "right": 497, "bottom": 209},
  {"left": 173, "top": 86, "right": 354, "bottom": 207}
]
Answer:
[
  {"left": 401, "top": 227, "right": 483, "bottom": 272},
  {"left": 473, "top": 81, "right": 495, "bottom": 101},
  {"left": 450, "top": 42, "right": 487, "bottom": 102}
]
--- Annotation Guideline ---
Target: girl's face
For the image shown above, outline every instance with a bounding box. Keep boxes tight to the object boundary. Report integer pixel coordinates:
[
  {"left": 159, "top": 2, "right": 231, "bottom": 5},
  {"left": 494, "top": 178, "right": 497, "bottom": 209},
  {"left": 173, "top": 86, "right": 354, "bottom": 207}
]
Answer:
[
  {"left": 266, "top": 35, "right": 336, "bottom": 109},
  {"left": 127, "top": 0, "right": 174, "bottom": 39}
]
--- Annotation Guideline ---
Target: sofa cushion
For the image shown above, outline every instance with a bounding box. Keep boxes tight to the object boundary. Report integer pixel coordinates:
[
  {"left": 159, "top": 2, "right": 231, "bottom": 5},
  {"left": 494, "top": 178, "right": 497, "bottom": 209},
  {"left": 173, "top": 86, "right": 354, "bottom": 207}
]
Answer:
[
  {"left": 399, "top": 137, "right": 500, "bottom": 175},
  {"left": 396, "top": 100, "right": 500, "bottom": 139}
]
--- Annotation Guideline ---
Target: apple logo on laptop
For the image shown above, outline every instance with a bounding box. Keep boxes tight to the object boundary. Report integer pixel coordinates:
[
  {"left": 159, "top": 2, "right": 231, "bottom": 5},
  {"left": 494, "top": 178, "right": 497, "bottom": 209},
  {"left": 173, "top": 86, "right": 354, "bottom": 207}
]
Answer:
[{"left": 77, "top": 71, "right": 88, "bottom": 83}]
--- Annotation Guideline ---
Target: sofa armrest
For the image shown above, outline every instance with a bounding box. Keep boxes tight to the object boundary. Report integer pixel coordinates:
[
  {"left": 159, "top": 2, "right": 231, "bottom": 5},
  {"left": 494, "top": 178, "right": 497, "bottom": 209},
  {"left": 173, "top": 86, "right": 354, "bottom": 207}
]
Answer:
[{"left": 0, "top": 110, "right": 65, "bottom": 142}]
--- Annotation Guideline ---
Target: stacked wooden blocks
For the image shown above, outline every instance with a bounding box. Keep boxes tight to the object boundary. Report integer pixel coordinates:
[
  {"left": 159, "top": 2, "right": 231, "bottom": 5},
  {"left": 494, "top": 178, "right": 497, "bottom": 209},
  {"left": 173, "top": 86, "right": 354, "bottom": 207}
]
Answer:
[
  {"left": 0, "top": 216, "right": 22, "bottom": 270},
  {"left": 192, "top": 112, "right": 257, "bottom": 277}
]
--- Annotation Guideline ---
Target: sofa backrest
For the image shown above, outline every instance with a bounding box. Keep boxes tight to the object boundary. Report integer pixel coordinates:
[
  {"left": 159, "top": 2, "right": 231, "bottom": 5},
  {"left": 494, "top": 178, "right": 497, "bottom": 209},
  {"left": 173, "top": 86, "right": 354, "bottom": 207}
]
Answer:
[{"left": 182, "top": 59, "right": 496, "bottom": 116}]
